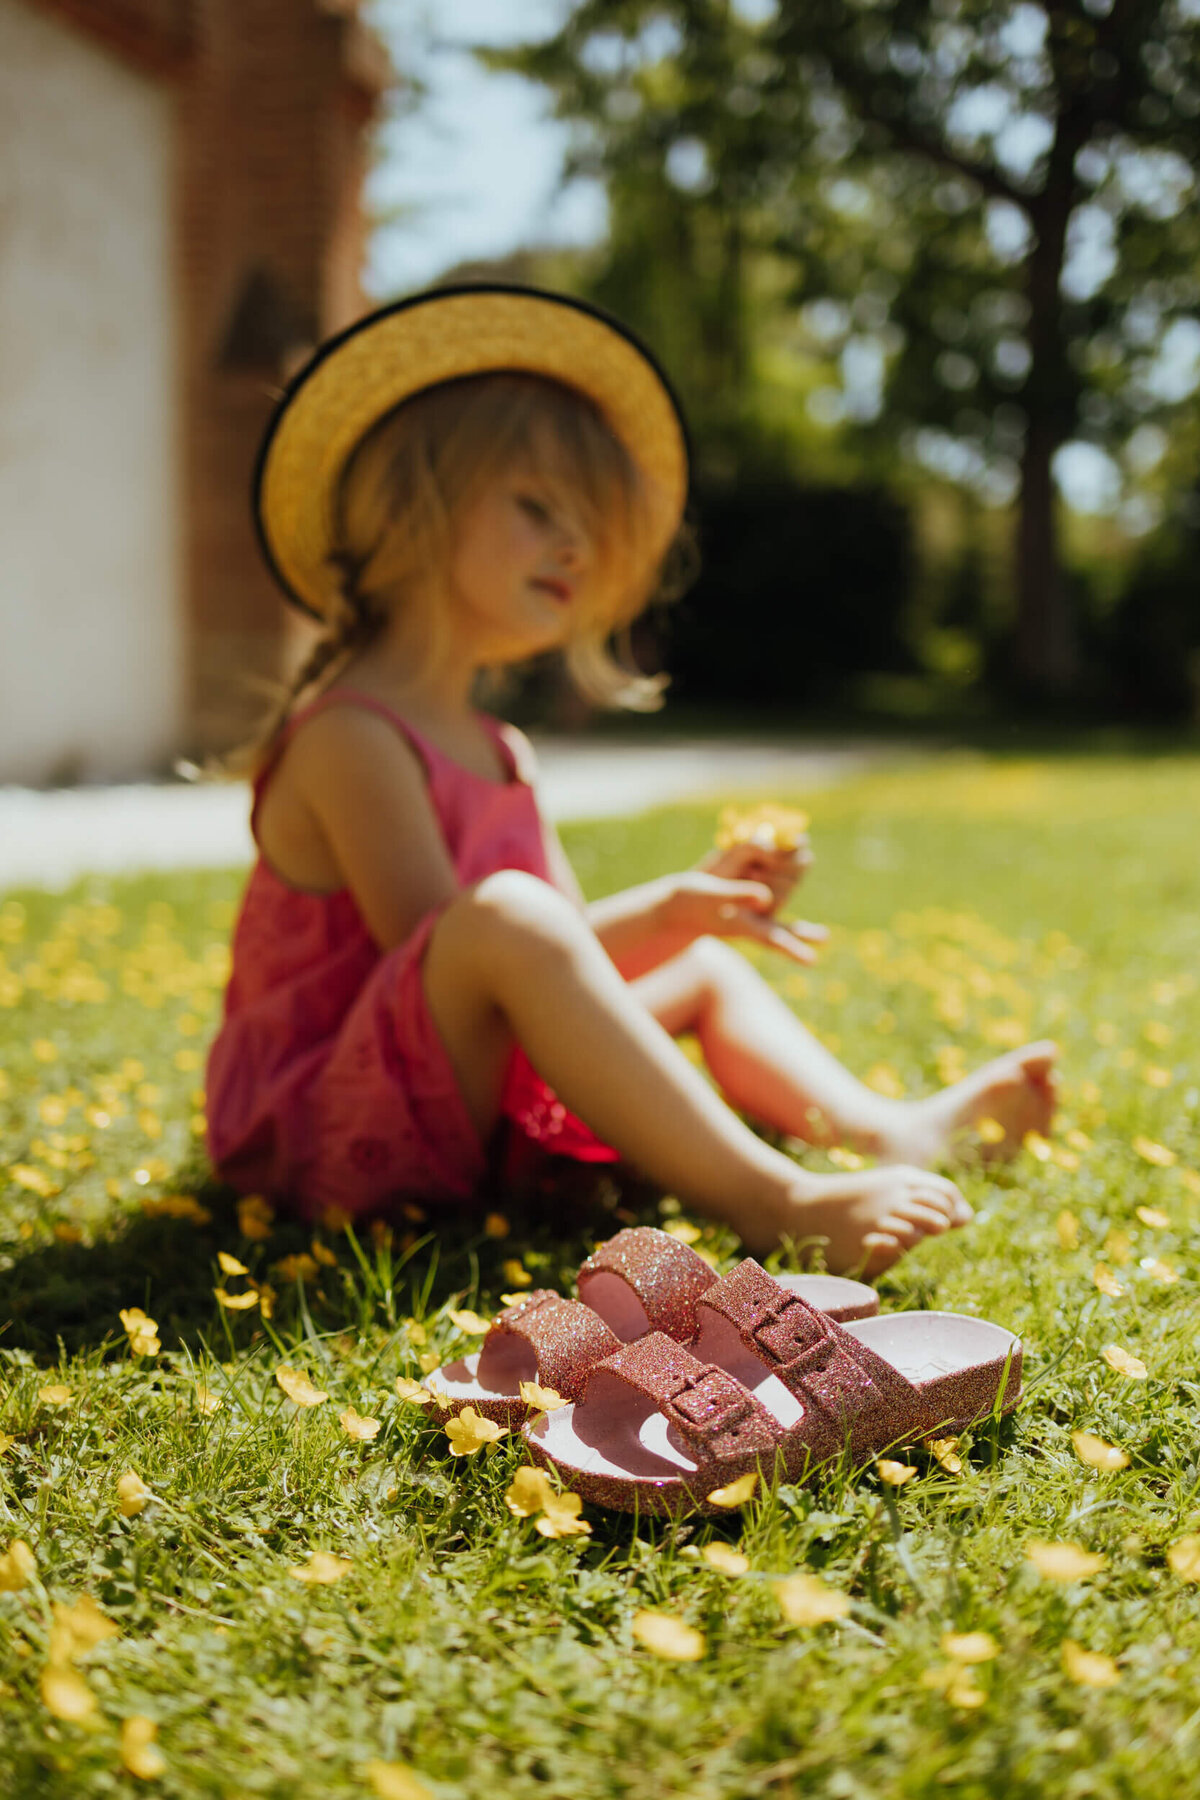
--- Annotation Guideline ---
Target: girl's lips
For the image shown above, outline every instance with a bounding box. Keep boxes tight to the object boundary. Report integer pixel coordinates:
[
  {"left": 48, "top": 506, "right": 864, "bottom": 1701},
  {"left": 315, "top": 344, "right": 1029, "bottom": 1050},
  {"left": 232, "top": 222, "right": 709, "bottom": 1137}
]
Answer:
[{"left": 531, "top": 577, "right": 572, "bottom": 604}]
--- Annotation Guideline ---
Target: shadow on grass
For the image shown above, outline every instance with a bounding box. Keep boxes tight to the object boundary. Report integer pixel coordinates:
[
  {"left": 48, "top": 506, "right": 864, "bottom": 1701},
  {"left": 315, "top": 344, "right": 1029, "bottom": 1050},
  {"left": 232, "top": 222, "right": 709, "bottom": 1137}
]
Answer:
[{"left": 0, "top": 1159, "right": 662, "bottom": 1362}]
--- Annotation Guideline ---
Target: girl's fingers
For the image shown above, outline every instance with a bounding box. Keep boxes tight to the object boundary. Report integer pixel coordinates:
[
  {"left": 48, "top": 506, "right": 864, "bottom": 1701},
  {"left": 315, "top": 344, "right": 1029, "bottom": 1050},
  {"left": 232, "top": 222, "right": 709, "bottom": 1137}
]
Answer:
[{"left": 788, "top": 919, "right": 830, "bottom": 943}]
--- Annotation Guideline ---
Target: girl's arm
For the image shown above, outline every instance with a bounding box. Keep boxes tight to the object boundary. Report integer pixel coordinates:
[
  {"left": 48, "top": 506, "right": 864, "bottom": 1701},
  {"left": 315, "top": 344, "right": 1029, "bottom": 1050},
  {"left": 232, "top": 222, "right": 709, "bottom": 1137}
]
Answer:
[{"left": 286, "top": 707, "right": 461, "bottom": 950}]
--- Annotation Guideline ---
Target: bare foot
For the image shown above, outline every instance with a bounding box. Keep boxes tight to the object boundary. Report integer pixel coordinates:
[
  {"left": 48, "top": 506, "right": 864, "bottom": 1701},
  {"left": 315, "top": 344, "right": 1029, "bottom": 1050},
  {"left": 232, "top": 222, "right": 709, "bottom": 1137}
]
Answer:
[
  {"left": 743, "top": 1166, "right": 973, "bottom": 1278},
  {"left": 878, "top": 1040, "right": 1058, "bottom": 1167}
]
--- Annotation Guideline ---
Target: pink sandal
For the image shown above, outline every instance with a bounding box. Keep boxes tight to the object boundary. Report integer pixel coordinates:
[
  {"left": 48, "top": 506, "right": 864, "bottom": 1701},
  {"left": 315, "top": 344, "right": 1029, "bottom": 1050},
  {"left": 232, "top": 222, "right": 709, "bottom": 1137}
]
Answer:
[
  {"left": 523, "top": 1259, "right": 1021, "bottom": 1516},
  {"left": 424, "top": 1227, "right": 879, "bottom": 1425}
]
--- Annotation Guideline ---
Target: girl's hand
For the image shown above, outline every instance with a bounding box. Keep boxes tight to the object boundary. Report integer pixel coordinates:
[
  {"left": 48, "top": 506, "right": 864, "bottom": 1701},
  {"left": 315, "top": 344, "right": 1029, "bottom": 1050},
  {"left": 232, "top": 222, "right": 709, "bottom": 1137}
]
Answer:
[
  {"left": 662, "top": 872, "right": 828, "bottom": 966},
  {"left": 697, "top": 834, "right": 813, "bottom": 915}
]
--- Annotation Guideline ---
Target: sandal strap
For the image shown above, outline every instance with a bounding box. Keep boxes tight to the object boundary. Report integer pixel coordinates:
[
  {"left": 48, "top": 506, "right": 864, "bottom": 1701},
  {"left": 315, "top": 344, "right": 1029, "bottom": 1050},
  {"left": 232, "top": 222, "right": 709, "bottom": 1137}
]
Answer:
[
  {"left": 697, "top": 1261, "right": 931, "bottom": 1463},
  {"left": 488, "top": 1291, "right": 620, "bottom": 1402},
  {"left": 588, "top": 1332, "right": 784, "bottom": 1484},
  {"left": 577, "top": 1227, "right": 716, "bottom": 1339}
]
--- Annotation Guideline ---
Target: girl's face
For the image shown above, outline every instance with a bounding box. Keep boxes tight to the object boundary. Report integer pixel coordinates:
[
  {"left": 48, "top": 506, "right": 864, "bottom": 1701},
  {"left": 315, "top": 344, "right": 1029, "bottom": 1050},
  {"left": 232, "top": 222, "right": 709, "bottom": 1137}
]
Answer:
[{"left": 446, "top": 462, "right": 595, "bottom": 662}]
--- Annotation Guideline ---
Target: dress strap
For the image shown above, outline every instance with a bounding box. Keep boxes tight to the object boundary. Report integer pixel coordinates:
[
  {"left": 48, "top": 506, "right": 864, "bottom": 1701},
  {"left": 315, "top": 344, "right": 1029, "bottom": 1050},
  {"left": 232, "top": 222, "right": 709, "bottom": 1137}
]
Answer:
[{"left": 248, "top": 688, "right": 441, "bottom": 844}]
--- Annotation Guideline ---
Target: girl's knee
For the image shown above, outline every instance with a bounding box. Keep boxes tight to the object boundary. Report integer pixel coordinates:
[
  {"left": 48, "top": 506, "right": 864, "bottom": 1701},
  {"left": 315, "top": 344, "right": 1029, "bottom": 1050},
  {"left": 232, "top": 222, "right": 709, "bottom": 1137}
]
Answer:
[
  {"left": 437, "top": 869, "right": 583, "bottom": 974},
  {"left": 685, "top": 934, "right": 750, "bottom": 991}
]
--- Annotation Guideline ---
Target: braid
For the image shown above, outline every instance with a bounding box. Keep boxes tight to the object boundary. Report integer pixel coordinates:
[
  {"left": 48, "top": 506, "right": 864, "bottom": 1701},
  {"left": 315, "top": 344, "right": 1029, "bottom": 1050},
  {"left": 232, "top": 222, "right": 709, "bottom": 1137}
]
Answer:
[{"left": 191, "top": 563, "right": 386, "bottom": 783}]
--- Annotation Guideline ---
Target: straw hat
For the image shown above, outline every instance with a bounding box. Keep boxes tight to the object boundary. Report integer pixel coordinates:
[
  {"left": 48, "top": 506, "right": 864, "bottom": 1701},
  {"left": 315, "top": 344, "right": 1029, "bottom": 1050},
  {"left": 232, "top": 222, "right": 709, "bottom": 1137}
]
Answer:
[{"left": 252, "top": 283, "right": 691, "bottom": 621}]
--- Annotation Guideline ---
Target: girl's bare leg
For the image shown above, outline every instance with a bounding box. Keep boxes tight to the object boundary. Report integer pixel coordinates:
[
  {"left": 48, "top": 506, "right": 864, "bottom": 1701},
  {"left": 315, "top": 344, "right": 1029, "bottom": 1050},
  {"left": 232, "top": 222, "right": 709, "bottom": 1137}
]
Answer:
[
  {"left": 422, "top": 871, "right": 968, "bottom": 1274},
  {"left": 630, "top": 937, "right": 1057, "bottom": 1164}
]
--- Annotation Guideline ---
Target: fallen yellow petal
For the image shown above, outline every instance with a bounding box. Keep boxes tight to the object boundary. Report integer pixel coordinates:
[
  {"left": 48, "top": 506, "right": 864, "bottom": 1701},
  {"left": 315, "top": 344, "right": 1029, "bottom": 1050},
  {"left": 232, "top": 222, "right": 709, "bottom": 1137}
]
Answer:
[
  {"left": 1136, "top": 1206, "right": 1170, "bottom": 1228},
  {"left": 706, "top": 1471, "right": 758, "bottom": 1508},
  {"left": 1101, "top": 1344, "right": 1147, "bottom": 1380},
  {"left": 519, "top": 1380, "right": 568, "bottom": 1412},
  {"left": 446, "top": 1307, "right": 491, "bottom": 1335},
  {"left": 444, "top": 1406, "right": 505, "bottom": 1455},
  {"left": 275, "top": 1365, "right": 329, "bottom": 1407},
  {"left": 942, "top": 1631, "right": 998, "bottom": 1664},
  {"left": 1062, "top": 1638, "right": 1120, "bottom": 1688},
  {"left": 0, "top": 1540, "right": 36, "bottom": 1592},
  {"left": 877, "top": 1459, "right": 918, "bottom": 1486},
  {"left": 41, "top": 1662, "right": 98, "bottom": 1723},
  {"left": 1072, "top": 1431, "right": 1129, "bottom": 1472},
  {"left": 394, "top": 1376, "right": 433, "bottom": 1405},
  {"left": 288, "top": 1551, "right": 352, "bottom": 1584},
  {"left": 217, "top": 1251, "right": 248, "bottom": 1276},
  {"left": 121, "top": 1715, "right": 167, "bottom": 1779},
  {"left": 1133, "top": 1136, "right": 1176, "bottom": 1167},
  {"left": 631, "top": 1609, "right": 706, "bottom": 1661},
  {"left": 774, "top": 1573, "right": 851, "bottom": 1626},
  {"left": 1167, "top": 1535, "right": 1200, "bottom": 1582},
  {"left": 366, "top": 1760, "right": 435, "bottom": 1800},
  {"left": 339, "top": 1406, "right": 382, "bottom": 1442},
  {"left": 116, "top": 1470, "right": 152, "bottom": 1517},
  {"left": 213, "top": 1286, "right": 259, "bottom": 1312},
  {"left": 700, "top": 1542, "right": 750, "bottom": 1575},
  {"left": 505, "top": 1466, "right": 555, "bottom": 1518},
  {"left": 1026, "top": 1541, "right": 1107, "bottom": 1582}
]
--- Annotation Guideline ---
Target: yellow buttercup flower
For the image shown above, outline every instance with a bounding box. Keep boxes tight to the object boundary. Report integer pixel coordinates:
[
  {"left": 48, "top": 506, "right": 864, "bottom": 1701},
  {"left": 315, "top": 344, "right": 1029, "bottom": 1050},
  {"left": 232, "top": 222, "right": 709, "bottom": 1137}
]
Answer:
[
  {"left": 195, "top": 1385, "right": 223, "bottom": 1416},
  {"left": 275, "top": 1253, "right": 320, "bottom": 1284},
  {"left": 236, "top": 1194, "right": 275, "bottom": 1240},
  {"left": 975, "top": 1116, "right": 1006, "bottom": 1145},
  {"left": 505, "top": 1467, "right": 555, "bottom": 1518},
  {"left": 1024, "top": 1131, "right": 1052, "bottom": 1162},
  {"left": 1056, "top": 1209, "right": 1080, "bottom": 1251},
  {"left": 631, "top": 1609, "right": 706, "bottom": 1661},
  {"left": 339, "top": 1407, "right": 382, "bottom": 1442},
  {"left": 663, "top": 1218, "right": 702, "bottom": 1243},
  {"left": 116, "top": 1471, "right": 152, "bottom": 1517},
  {"left": 1101, "top": 1344, "right": 1148, "bottom": 1379},
  {"left": 1142, "top": 1258, "right": 1178, "bottom": 1284},
  {"left": 483, "top": 1212, "right": 510, "bottom": 1238},
  {"left": 41, "top": 1663, "right": 98, "bottom": 1723},
  {"left": 217, "top": 1251, "right": 249, "bottom": 1277},
  {"left": 942, "top": 1631, "right": 998, "bottom": 1664},
  {"left": 0, "top": 1540, "right": 36, "bottom": 1592},
  {"left": 444, "top": 1407, "right": 505, "bottom": 1455},
  {"left": 119, "top": 1307, "right": 161, "bottom": 1356},
  {"left": 394, "top": 1376, "right": 433, "bottom": 1406},
  {"left": 877, "top": 1459, "right": 918, "bottom": 1486},
  {"left": 48, "top": 1595, "right": 119, "bottom": 1662},
  {"left": 715, "top": 802, "right": 809, "bottom": 853},
  {"left": 921, "top": 1663, "right": 986, "bottom": 1707},
  {"left": 535, "top": 1490, "right": 591, "bottom": 1539},
  {"left": 275, "top": 1366, "right": 329, "bottom": 1407},
  {"left": 1132, "top": 1136, "right": 1176, "bottom": 1167},
  {"left": 519, "top": 1381, "right": 568, "bottom": 1412},
  {"left": 774, "top": 1573, "right": 851, "bottom": 1626},
  {"left": 1072, "top": 1432, "right": 1129, "bottom": 1471},
  {"left": 288, "top": 1551, "right": 352, "bottom": 1585},
  {"left": 1103, "top": 1229, "right": 1132, "bottom": 1266},
  {"left": 700, "top": 1542, "right": 750, "bottom": 1575},
  {"left": 929, "top": 1437, "right": 963, "bottom": 1474},
  {"left": 120, "top": 1715, "right": 167, "bottom": 1779},
  {"left": 501, "top": 1259, "right": 532, "bottom": 1289},
  {"left": 1026, "top": 1541, "right": 1107, "bottom": 1582},
  {"left": 311, "top": 1237, "right": 338, "bottom": 1267},
  {"left": 38, "top": 1384, "right": 72, "bottom": 1408},
  {"left": 1166, "top": 1536, "right": 1200, "bottom": 1582},
  {"left": 1092, "top": 1265, "right": 1124, "bottom": 1299},
  {"left": 706, "top": 1471, "right": 758, "bottom": 1508},
  {"left": 365, "top": 1761, "right": 435, "bottom": 1800},
  {"left": 1062, "top": 1639, "right": 1120, "bottom": 1688}
]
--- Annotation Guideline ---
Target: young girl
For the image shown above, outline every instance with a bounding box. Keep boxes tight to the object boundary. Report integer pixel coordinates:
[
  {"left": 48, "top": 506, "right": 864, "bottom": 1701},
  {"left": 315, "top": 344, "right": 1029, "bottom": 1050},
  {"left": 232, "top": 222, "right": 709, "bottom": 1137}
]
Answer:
[{"left": 205, "top": 285, "right": 1056, "bottom": 1276}]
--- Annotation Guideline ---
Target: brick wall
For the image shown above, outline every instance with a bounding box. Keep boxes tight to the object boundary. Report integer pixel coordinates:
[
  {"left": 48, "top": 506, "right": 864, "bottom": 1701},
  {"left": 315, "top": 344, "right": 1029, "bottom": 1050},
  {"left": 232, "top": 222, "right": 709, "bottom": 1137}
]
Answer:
[{"left": 28, "top": 0, "right": 389, "bottom": 759}]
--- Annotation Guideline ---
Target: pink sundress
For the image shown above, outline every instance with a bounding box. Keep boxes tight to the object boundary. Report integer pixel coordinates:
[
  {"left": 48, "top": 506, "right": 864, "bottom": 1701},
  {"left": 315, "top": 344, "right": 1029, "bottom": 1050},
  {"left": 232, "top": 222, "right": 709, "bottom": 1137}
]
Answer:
[{"left": 205, "top": 689, "right": 617, "bottom": 1220}]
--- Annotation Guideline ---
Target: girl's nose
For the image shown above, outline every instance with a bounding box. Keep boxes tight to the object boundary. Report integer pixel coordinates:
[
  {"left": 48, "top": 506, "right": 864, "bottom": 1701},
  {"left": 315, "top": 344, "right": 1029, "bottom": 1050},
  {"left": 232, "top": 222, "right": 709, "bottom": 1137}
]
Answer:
[{"left": 556, "top": 523, "right": 585, "bottom": 569}]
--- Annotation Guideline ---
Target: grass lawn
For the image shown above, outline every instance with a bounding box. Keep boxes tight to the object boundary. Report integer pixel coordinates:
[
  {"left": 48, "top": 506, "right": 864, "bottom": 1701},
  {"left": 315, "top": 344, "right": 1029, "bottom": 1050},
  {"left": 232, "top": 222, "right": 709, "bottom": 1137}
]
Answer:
[{"left": 1, "top": 751, "right": 1199, "bottom": 1799}]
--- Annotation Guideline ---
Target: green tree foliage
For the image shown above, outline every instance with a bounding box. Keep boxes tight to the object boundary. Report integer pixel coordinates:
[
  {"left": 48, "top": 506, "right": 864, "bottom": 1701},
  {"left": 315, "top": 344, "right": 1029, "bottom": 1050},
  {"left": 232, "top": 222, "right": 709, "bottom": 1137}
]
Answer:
[{"left": 485, "top": 0, "right": 1200, "bottom": 701}]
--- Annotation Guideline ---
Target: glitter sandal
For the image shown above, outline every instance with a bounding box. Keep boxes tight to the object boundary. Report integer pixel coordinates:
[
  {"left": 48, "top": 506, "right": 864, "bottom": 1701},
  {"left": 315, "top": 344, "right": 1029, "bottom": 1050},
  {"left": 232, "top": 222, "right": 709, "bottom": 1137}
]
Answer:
[
  {"left": 425, "top": 1228, "right": 878, "bottom": 1426},
  {"left": 524, "top": 1260, "right": 1021, "bottom": 1517}
]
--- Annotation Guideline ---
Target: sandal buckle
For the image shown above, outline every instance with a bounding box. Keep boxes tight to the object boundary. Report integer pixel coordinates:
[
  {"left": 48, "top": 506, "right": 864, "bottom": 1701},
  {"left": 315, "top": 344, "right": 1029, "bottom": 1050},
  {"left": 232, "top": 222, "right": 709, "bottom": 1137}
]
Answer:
[
  {"left": 752, "top": 1300, "right": 833, "bottom": 1373},
  {"left": 671, "top": 1366, "right": 754, "bottom": 1432}
]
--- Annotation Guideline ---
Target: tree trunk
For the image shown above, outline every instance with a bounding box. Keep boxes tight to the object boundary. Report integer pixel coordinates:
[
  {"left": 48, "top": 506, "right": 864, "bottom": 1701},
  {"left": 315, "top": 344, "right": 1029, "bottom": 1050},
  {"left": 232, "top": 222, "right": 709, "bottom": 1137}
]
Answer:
[{"left": 1013, "top": 412, "right": 1075, "bottom": 696}]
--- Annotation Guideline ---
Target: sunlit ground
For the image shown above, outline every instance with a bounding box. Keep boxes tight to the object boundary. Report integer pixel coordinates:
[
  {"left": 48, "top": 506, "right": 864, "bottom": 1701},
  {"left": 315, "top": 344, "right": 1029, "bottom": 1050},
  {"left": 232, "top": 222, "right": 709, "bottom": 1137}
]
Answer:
[{"left": 1, "top": 753, "right": 1199, "bottom": 1798}]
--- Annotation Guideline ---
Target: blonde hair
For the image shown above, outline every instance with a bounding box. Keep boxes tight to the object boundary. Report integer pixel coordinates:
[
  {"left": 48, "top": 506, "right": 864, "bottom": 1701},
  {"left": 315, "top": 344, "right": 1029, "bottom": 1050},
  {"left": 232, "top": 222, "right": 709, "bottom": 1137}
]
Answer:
[{"left": 211, "top": 371, "right": 691, "bottom": 782}]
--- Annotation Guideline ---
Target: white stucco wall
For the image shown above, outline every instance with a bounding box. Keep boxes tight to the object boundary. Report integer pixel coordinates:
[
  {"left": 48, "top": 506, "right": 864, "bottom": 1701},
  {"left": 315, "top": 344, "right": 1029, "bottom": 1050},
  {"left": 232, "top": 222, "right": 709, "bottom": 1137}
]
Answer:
[{"left": 0, "top": 0, "right": 182, "bottom": 784}]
